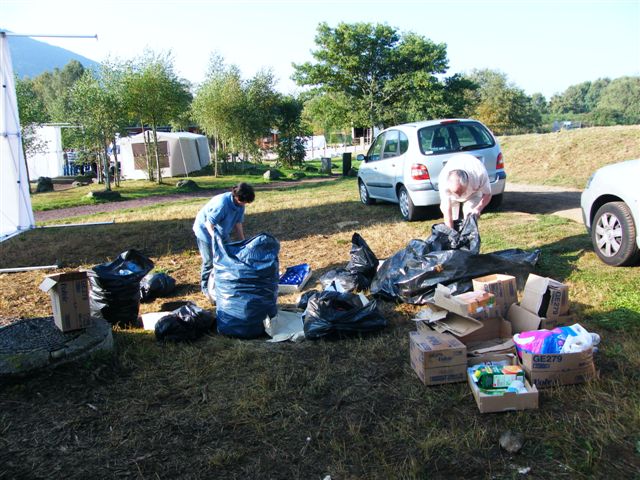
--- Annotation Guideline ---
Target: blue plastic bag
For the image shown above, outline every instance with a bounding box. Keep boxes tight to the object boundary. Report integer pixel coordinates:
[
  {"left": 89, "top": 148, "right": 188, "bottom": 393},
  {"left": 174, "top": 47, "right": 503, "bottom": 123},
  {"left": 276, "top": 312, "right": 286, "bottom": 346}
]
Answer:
[{"left": 213, "top": 233, "right": 280, "bottom": 338}]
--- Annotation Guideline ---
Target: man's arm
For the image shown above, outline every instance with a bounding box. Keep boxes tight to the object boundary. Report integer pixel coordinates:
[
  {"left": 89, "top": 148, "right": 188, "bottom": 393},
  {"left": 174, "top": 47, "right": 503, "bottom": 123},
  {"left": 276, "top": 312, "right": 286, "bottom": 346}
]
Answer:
[
  {"left": 205, "top": 220, "right": 216, "bottom": 239},
  {"left": 469, "top": 193, "right": 492, "bottom": 216},
  {"left": 234, "top": 223, "right": 245, "bottom": 241},
  {"left": 440, "top": 198, "right": 454, "bottom": 229}
]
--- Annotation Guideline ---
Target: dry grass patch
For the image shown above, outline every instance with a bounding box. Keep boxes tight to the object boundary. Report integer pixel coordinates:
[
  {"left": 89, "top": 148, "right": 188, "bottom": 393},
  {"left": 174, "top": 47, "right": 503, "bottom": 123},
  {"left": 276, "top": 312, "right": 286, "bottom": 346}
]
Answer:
[{"left": 1, "top": 178, "right": 639, "bottom": 478}]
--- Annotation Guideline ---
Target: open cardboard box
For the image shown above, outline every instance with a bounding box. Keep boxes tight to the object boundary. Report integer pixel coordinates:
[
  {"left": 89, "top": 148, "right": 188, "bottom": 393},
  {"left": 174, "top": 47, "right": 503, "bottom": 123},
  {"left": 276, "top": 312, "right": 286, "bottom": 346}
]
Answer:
[
  {"left": 39, "top": 271, "right": 92, "bottom": 332},
  {"left": 520, "top": 274, "right": 569, "bottom": 322},
  {"left": 434, "top": 284, "right": 496, "bottom": 320},
  {"left": 467, "top": 353, "right": 539, "bottom": 413},
  {"left": 519, "top": 347, "right": 597, "bottom": 388},
  {"left": 507, "top": 303, "right": 575, "bottom": 332},
  {"left": 472, "top": 274, "right": 518, "bottom": 317}
]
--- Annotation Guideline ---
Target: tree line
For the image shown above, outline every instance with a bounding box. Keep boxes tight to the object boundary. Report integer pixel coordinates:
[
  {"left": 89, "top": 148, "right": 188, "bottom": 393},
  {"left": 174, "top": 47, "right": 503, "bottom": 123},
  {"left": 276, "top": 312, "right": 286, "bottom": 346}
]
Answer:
[{"left": 16, "top": 21, "right": 640, "bottom": 188}]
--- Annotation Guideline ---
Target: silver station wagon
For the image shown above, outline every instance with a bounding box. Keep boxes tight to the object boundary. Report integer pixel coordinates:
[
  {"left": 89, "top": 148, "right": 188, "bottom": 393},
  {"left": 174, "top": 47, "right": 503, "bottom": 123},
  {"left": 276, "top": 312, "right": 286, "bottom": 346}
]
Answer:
[{"left": 357, "top": 119, "right": 507, "bottom": 221}]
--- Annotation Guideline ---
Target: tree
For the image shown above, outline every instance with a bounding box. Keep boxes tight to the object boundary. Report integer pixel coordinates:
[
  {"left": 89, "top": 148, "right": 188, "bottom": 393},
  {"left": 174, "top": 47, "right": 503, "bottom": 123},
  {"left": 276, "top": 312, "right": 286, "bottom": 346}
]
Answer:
[
  {"left": 31, "top": 60, "right": 85, "bottom": 122},
  {"left": 274, "top": 95, "right": 309, "bottom": 167},
  {"left": 292, "top": 22, "right": 449, "bottom": 133},
  {"left": 464, "top": 69, "right": 541, "bottom": 135},
  {"left": 193, "top": 55, "right": 279, "bottom": 170},
  {"left": 122, "top": 51, "right": 192, "bottom": 183},
  {"left": 69, "top": 64, "right": 128, "bottom": 191},
  {"left": 15, "top": 77, "right": 49, "bottom": 162},
  {"left": 592, "top": 76, "right": 640, "bottom": 125}
]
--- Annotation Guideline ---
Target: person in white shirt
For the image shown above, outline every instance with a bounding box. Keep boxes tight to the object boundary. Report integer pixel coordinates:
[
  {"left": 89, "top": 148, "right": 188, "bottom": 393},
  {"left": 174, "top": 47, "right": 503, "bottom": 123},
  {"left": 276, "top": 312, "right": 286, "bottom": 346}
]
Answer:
[{"left": 438, "top": 153, "right": 492, "bottom": 228}]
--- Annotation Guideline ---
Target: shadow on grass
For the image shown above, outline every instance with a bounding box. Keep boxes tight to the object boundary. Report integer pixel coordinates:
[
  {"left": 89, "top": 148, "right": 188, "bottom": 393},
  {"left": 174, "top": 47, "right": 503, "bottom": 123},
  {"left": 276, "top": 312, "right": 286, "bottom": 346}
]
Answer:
[
  {"left": 498, "top": 190, "right": 582, "bottom": 215},
  {"left": 1, "top": 199, "right": 403, "bottom": 269}
]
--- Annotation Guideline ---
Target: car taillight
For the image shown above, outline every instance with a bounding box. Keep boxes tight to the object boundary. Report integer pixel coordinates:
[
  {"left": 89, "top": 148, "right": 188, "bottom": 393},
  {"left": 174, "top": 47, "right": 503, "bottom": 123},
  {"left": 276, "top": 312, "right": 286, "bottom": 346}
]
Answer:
[
  {"left": 411, "top": 163, "right": 430, "bottom": 180},
  {"left": 496, "top": 152, "right": 504, "bottom": 169}
]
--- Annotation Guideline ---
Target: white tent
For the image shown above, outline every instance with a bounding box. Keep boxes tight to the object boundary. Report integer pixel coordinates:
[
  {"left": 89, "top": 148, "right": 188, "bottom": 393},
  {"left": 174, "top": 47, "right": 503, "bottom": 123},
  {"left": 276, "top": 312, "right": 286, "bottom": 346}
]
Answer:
[
  {"left": 26, "top": 125, "right": 65, "bottom": 178},
  {"left": 1, "top": 32, "right": 35, "bottom": 242},
  {"left": 115, "top": 131, "right": 211, "bottom": 180}
]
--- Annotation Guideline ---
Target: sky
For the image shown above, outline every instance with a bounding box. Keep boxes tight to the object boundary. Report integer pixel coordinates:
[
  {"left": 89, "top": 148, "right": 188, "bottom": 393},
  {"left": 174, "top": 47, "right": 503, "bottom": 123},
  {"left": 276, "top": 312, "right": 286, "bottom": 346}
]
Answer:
[{"left": 2, "top": 0, "right": 639, "bottom": 98}]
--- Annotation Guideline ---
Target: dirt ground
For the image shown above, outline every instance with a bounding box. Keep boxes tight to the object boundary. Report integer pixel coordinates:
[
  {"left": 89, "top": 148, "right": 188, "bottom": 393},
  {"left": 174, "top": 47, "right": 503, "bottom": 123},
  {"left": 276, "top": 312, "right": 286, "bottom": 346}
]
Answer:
[{"left": 34, "top": 180, "right": 584, "bottom": 224}]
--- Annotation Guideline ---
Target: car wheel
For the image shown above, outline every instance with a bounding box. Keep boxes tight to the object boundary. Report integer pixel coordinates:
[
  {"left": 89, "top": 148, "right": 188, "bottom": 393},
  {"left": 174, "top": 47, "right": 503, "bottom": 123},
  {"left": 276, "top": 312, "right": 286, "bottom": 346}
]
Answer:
[
  {"left": 359, "top": 180, "right": 376, "bottom": 205},
  {"left": 398, "top": 186, "right": 420, "bottom": 221},
  {"left": 591, "top": 201, "right": 640, "bottom": 266},
  {"left": 487, "top": 193, "right": 503, "bottom": 210}
]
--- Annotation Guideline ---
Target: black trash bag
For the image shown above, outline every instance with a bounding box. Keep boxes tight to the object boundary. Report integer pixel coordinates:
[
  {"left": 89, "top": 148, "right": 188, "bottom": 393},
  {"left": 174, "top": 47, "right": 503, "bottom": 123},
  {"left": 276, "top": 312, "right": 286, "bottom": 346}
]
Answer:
[
  {"left": 303, "top": 290, "right": 388, "bottom": 340},
  {"left": 346, "top": 233, "right": 379, "bottom": 288},
  {"left": 140, "top": 272, "right": 176, "bottom": 302},
  {"left": 425, "top": 215, "right": 481, "bottom": 254},
  {"left": 319, "top": 268, "right": 359, "bottom": 292},
  {"left": 371, "top": 243, "right": 539, "bottom": 305},
  {"left": 88, "top": 249, "right": 154, "bottom": 326},
  {"left": 154, "top": 302, "right": 215, "bottom": 342},
  {"left": 297, "top": 289, "right": 319, "bottom": 310}
]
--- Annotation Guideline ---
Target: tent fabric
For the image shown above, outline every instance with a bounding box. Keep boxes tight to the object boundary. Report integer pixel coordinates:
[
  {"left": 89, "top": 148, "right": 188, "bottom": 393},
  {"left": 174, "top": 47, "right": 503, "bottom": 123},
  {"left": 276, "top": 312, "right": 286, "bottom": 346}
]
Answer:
[
  {"left": 1, "top": 33, "right": 35, "bottom": 241},
  {"left": 115, "top": 131, "right": 211, "bottom": 180},
  {"left": 26, "top": 125, "right": 64, "bottom": 178}
]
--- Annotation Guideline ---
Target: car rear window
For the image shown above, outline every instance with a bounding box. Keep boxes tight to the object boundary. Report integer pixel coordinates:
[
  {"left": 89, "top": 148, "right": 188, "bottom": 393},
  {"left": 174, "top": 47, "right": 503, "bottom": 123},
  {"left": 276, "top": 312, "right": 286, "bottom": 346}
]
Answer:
[{"left": 418, "top": 122, "right": 495, "bottom": 155}]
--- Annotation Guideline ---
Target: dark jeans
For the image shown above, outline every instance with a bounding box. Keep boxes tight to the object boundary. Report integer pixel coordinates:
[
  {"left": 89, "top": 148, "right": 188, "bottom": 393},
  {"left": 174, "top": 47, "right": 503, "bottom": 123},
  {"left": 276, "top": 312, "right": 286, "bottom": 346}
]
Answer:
[{"left": 197, "top": 238, "right": 214, "bottom": 294}]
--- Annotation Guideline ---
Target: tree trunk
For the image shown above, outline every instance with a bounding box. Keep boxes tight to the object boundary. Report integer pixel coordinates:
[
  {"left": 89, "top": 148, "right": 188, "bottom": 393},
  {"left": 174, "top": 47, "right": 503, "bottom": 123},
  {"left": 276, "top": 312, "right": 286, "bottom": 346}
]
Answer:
[
  {"left": 112, "top": 136, "right": 120, "bottom": 187},
  {"left": 103, "top": 140, "right": 112, "bottom": 191},
  {"left": 142, "top": 125, "right": 154, "bottom": 182},
  {"left": 152, "top": 125, "right": 162, "bottom": 184},
  {"left": 213, "top": 130, "right": 218, "bottom": 178}
]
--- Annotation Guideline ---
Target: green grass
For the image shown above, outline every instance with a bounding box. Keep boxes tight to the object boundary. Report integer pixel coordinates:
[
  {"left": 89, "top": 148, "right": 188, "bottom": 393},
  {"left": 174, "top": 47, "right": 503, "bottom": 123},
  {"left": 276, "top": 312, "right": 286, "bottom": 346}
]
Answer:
[
  {"left": 1, "top": 178, "right": 639, "bottom": 478},
  {"left": 30, "top": 156, "right": 362, "bottom": 212},
  {"left": 499, "top": 124, "right": 640, "bottom": 189}
]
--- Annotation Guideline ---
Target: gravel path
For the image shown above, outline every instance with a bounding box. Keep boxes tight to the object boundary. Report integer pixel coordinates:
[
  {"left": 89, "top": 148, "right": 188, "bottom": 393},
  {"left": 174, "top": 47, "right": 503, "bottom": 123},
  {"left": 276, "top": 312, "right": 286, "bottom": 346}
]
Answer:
[
  {"left": 33, "top": 178, "right": 584, "bottom": 224},
  {"left": 34, "top": 177, "right": 339, "bottom": 222}
]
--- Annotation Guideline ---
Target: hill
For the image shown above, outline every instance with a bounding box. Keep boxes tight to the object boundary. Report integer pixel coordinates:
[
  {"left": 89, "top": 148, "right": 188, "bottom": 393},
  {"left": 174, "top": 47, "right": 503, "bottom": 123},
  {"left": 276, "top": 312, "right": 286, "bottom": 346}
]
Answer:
[
  {"left": 499, "top": 125, "right": 640, "bottom": 189},
  {"left": 2, "top": 30, "right": 98, "bottom": 78}
]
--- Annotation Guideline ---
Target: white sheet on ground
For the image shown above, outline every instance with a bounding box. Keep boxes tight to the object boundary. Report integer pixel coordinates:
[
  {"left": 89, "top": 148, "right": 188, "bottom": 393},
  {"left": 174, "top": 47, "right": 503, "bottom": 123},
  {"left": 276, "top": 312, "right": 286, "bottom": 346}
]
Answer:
[{"left": 264, "top": 310, "right": 305, "bottom": 342}]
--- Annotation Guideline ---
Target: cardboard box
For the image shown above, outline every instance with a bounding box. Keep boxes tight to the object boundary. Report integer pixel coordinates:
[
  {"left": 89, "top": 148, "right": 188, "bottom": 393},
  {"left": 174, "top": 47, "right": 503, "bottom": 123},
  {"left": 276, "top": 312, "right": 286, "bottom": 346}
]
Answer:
[
  {"left": 467, "top": 354, "right": 539, "bottom": 413},
  {"left": 519, "top": 348, "right": 596, "bottom": 388},
  {"left": 434, "top": 284, "right": 496, "bottom": 320},
  {"left": 417, "top": 315, "right": 514, "bottom": 352},
  {"left": 520, "top": 274, "right": 569, "bottom": 321},
  {"left": 409, "top": 331, "right": 467, "bottom": 385},
  {"left": 39, "top": 271, "right": 92, "bottom": 332},
  {"left": 472, "top": 274, "right": 518, "bottom": 317},
  {"left": 507, "top": 303, "right": 575, "bottom": 333}
]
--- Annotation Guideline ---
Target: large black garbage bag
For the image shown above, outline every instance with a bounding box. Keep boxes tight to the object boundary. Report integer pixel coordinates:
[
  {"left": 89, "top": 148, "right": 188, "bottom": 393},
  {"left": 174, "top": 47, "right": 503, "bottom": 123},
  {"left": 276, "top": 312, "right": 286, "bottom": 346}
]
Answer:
[
  {"left": 425, "top": 215, "right": 481, "bottom": 254},
  {"left": 319, "top": 233, "right": 380, "bottom": 292},
  {"left": 140, "top": 273, "right": 176, "bottom": 302},
  {"left": 319, "top": 268, "right": 359, "bottom": 292},
  {"left": 346, "top": 233, "right": 379, "bottom": 289},
  {"left": 88, "top": 249, "right": 154, "bottom": 326},
  {"left": 303, "top": 290, "right": 388, "bottom": 340},
  {"left": 155, "top": 302, "right": 214, "bottom": 342},
  {"left": 213, "top": 233, "right": 280, "bottom": 339},
  {"left": 297, "top": 289, "right": 319, "bottom": 310},
  {"left": 370, "top": 244, "right": 539, "bottom": 305}
]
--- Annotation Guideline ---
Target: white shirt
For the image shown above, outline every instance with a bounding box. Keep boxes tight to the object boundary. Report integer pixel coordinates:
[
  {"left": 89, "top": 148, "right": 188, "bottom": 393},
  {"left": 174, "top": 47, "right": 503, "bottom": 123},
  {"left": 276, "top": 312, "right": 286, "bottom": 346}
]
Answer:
[{"left": 438, "top": 153, "right": 491, "bottom": 205}]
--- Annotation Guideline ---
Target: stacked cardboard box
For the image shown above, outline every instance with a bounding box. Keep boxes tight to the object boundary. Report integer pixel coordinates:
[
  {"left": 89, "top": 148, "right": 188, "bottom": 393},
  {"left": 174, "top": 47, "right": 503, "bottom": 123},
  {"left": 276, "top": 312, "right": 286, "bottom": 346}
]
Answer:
[
  {"left": 409, "top": 331, "right": 467, "bottom": 386},
  {"left": 472, "top": 274, "right": 518, "bottom": 317},
  {"left": 519, "top": 347, "right": 597, "bottom": 388}
]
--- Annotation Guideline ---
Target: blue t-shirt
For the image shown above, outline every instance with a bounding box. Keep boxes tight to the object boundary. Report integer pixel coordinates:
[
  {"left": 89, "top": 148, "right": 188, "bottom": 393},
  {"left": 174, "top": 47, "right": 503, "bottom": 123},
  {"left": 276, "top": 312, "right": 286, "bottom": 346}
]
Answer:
[{"left": 193, "top": 192, "right": 245, "bottom": 244}]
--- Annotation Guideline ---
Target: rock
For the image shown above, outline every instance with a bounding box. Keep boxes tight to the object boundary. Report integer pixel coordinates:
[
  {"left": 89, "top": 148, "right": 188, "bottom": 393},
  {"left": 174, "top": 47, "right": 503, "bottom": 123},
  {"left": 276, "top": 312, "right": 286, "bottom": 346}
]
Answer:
[
  {"left": 288, "top": 171, "right": 306, "bottom": 180},
  {"left": 499, "top": 430, "right": 525, "bottom": 454},
  {"left": 35, "top": 177, "right": 54, "bottom": 193},
  {"left": 175, "top": 179, "right": 199, "bottom": 190},
  {"left": 263, "top": 169, "right": 282, "bottom": 180},
  {"left": 72, "top": 181, "right": 87, "bottom": 187},
  {"left": 86, "top": 190, "right": 122, "bottom": 201},
  {"left": 347, "top": 168, "right": 358, "bottom": 177},
  {"left": 304, "top": 165, "right": 318, "bottom": 172}
]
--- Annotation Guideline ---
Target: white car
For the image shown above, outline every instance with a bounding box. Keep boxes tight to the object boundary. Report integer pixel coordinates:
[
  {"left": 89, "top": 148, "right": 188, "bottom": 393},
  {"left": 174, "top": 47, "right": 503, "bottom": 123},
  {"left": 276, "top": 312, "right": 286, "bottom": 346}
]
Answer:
[
  {"left": 357, "top": 119, "right": 506, "bottom": 221},
  {"left": 580, "top": 159, "right": 640, "bottom": 266}
]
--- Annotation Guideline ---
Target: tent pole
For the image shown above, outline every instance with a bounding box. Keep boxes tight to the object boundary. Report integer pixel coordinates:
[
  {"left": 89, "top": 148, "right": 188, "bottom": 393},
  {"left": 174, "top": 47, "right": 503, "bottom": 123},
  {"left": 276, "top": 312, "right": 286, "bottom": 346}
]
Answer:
[{"left": 0, "top": 264, "right": 59, "bottom": 274}]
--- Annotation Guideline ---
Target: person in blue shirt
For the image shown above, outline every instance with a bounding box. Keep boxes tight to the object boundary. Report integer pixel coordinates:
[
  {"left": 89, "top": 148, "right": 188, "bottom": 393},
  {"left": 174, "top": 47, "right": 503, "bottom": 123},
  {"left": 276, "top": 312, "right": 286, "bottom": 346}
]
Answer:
[{"left": 193, "top": 182, "right": 255, "bottom": 298}]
